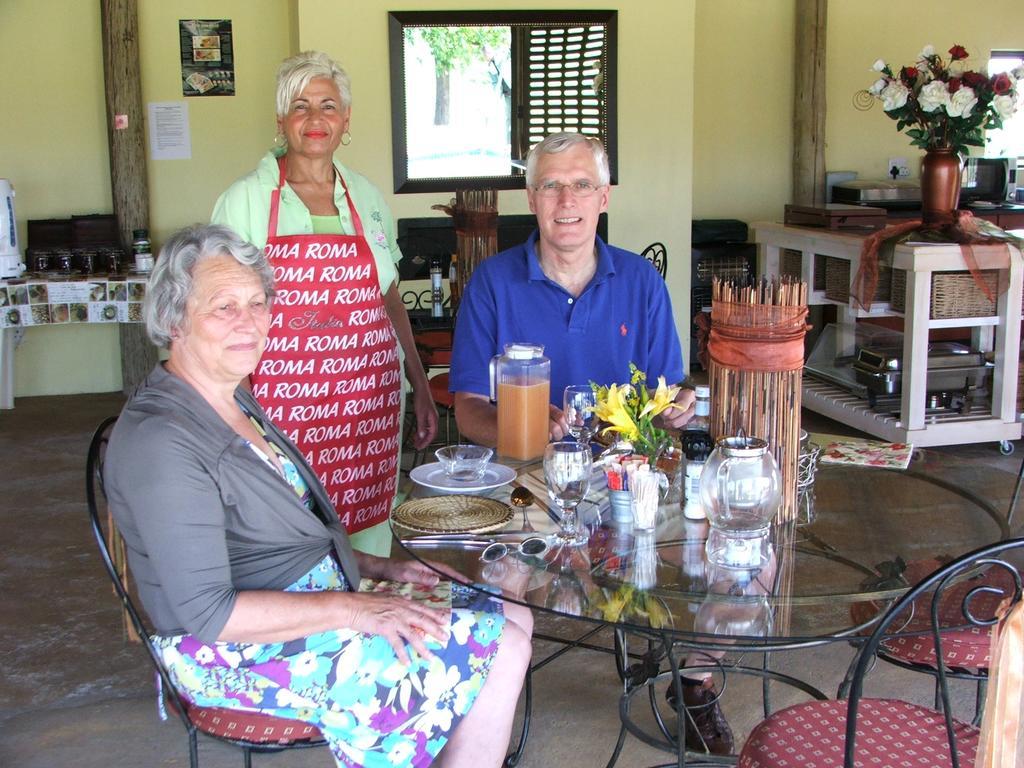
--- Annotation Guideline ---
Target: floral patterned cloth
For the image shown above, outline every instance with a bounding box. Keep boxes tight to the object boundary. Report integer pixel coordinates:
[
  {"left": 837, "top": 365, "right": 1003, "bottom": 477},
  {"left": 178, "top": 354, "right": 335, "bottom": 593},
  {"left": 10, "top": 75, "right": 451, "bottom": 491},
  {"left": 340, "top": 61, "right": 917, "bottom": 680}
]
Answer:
[
  {"left": 818, "top": 439, "right": 913, "bottom": 470},
  {"left": 153, "top": 555, "right": 505, "bottom": 767}
]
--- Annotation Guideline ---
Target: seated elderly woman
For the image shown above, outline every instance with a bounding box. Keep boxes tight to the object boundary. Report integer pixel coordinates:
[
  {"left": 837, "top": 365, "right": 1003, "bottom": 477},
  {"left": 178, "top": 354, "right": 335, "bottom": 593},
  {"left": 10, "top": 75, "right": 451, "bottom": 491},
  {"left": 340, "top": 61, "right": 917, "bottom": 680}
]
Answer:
[{"left": 104, "top": 224, "right": 532, "bottom": 768}]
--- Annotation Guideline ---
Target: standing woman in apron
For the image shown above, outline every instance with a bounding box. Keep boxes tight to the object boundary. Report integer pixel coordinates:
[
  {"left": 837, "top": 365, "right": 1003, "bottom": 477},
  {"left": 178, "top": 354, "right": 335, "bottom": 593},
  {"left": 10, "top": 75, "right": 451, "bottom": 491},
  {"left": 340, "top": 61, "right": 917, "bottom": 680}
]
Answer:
[{"left": 213, "top": 51, "right": 437, "bottom": 556}]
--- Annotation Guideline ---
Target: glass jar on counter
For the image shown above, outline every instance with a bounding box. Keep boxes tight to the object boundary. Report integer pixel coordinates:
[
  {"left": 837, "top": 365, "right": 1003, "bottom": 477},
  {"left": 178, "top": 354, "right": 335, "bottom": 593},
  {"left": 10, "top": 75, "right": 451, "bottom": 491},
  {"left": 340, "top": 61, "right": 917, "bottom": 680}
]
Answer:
[{"left": 132, "top": 229, "right": 154, "bottom": 273}]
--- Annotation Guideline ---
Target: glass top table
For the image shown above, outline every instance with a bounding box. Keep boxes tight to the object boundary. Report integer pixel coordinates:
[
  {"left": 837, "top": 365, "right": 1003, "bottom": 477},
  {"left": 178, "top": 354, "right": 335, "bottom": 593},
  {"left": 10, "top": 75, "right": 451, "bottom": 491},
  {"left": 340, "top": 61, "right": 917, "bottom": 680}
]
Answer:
[{"left": 394, "top": 448, "right": 1010, "bottom": 649}]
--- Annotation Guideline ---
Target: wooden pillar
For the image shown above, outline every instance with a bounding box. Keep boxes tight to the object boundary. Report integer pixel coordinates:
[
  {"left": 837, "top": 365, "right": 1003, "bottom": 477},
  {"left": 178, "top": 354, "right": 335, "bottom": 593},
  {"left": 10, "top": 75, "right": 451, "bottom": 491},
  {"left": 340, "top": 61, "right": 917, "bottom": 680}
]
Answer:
[
  {"left": 792, "top": 0, "right": 827, "bottom": 206},
  {"left": 100, "top": 0, "right": 157, "bottom": 393}
]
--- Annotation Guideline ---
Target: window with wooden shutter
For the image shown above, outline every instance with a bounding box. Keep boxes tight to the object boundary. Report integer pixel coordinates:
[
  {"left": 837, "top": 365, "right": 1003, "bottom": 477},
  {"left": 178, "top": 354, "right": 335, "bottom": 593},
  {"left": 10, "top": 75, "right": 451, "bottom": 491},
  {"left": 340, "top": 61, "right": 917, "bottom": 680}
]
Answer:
[
  {"left": 388, "top": 10, "right": 617, "bottom": 193},
  {"left": 514, "top": 24, "right": 609, "bottom": 162}
]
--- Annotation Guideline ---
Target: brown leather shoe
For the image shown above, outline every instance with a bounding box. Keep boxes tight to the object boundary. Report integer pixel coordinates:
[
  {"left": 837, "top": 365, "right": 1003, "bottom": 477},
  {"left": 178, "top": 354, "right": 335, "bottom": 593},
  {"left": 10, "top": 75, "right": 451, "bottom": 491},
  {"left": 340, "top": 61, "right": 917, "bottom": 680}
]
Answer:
[{"left": 665, "top": 678, "right": 735, "bottom": 756}]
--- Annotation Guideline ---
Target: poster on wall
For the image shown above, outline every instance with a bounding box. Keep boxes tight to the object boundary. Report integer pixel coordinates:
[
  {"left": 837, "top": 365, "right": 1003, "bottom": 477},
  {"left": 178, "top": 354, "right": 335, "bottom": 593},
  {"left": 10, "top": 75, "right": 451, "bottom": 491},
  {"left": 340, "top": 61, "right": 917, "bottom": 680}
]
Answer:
[{"left": 179, "top": 19, "right": 234, "bottom": 97}]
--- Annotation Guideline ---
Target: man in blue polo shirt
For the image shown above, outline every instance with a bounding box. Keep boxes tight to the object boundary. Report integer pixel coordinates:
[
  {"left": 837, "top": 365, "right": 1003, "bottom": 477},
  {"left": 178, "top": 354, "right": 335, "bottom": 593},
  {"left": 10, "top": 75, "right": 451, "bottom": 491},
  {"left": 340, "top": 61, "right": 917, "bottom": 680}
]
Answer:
[
  {"left": 449, "top": 132, "right": 736, "bottom": 756},
  {"left": 450, "top": 132, "right": 694, "bottom": 445}
]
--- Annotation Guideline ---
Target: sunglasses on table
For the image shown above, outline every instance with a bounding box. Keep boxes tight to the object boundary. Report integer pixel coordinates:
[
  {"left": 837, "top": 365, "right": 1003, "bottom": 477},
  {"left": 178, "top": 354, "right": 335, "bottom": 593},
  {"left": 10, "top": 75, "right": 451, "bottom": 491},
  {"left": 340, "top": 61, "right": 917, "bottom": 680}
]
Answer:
[{"left": 480, "top": 536, "right": 550, "bottom": 563}]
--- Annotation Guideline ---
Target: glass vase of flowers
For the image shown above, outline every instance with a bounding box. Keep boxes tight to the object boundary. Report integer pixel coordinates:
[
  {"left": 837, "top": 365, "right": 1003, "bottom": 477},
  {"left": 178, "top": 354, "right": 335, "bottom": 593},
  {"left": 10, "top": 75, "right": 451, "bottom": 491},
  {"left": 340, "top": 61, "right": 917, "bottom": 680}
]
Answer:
[{"left": 865, "top": 44, "right": 1022, "bottom": 222}]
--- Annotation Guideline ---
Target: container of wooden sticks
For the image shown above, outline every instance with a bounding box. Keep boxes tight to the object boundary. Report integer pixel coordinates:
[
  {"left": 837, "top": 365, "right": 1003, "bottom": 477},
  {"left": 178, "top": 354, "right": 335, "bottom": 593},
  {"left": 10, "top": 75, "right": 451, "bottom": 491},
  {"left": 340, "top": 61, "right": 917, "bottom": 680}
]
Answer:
[{"left": 706, "top": 277, "right": 809, "bottom": 522}]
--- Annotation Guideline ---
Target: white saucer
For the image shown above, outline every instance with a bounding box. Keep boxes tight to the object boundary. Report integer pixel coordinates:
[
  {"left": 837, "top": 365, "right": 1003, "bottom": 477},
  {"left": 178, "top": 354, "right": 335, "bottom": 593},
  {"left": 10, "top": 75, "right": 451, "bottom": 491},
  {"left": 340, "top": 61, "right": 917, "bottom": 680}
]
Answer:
[{"left": 409, "top": 462, "right": 517, "bottom": 493}]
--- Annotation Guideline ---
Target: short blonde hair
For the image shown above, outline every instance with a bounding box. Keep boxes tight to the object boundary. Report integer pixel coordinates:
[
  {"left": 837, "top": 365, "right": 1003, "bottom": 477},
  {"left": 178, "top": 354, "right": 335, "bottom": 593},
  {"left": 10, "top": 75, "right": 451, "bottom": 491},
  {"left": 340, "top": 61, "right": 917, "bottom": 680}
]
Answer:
[{"left": 275, "top": 50, "right": 351, "bottom": 118}]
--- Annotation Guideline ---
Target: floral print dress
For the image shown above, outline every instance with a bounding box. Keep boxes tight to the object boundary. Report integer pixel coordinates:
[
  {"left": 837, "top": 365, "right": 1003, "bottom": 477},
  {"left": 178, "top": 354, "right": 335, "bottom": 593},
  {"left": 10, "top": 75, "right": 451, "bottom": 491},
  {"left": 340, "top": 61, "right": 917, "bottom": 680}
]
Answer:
[{"left": 152, "top": 428, "right": 505, "bottom": 768}]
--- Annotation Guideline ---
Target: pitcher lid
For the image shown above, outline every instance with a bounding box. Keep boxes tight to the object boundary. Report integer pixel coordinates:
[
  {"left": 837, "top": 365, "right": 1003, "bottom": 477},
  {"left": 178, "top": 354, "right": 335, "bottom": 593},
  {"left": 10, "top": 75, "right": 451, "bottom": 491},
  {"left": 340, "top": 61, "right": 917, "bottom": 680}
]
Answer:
[{"left": 505, "top": 343, "right": 545, "bottom": 360}]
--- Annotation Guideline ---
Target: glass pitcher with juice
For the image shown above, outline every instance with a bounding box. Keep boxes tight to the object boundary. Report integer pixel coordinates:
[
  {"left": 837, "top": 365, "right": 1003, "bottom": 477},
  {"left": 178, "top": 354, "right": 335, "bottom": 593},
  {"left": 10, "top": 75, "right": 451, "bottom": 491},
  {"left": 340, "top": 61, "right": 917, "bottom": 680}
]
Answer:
[{"left": 489, "top": 343, "right": 550, "bottom": 461}]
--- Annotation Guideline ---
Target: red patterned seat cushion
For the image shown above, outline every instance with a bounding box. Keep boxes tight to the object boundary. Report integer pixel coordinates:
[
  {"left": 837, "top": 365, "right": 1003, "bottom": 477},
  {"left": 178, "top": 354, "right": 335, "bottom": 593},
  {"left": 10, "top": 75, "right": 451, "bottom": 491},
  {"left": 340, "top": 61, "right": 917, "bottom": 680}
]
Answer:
[
  {"left": 849, "top": 561, "right": 1017, "bottom": 671},
  {"left": 738, "top": 699, "right": 978, "bottom": 767},
  {"left": 184, "top": 703, "right": 323, "bottom": 745}
]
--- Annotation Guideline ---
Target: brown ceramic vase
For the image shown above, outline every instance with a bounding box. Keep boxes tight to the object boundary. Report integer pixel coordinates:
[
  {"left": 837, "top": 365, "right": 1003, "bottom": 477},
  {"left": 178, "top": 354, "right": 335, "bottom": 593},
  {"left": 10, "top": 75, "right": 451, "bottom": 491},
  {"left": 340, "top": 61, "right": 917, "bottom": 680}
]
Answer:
[{"left": 920, "top": 147, "right": 962, "bottom": 224}]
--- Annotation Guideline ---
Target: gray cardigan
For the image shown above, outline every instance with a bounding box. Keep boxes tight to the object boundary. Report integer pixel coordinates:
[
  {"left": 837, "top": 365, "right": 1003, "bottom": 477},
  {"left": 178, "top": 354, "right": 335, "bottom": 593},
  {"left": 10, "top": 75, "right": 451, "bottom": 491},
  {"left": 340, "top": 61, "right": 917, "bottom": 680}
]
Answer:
[{"left": 104, "top": 364, "right": 361, "bottom": 641}]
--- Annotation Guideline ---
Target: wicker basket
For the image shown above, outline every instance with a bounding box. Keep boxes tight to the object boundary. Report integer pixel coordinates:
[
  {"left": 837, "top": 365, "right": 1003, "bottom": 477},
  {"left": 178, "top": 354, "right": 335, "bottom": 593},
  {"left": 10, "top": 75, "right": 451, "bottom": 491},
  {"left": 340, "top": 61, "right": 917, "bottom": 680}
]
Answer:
[
  {"left": 890, "top": 269, "right": 906, "bottom": 312},
  {"left": 813, "top": 253, "right": 827, "bottom": 291},
  {"left": 823, "top": 257, "right": 850, "bottom": 302},
  {"left": 781, "top": 248, "right": 802, "bottom": 279},
  {"left": 930, "top": 271, "right": 997, "bottom": 319},
  {"left": 824, "top": 256, "right": 891, "bottom": 303},
  {"left": 890, "top": 269, "right": 998, "bottom": 318}
]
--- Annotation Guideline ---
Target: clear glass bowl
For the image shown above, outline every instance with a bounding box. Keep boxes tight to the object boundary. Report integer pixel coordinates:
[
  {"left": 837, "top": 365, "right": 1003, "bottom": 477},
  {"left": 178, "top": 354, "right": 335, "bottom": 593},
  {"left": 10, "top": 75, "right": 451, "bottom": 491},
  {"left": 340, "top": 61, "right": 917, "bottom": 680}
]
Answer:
[{"left": 435, "top": 444, "right": 494, "bottom": 481}]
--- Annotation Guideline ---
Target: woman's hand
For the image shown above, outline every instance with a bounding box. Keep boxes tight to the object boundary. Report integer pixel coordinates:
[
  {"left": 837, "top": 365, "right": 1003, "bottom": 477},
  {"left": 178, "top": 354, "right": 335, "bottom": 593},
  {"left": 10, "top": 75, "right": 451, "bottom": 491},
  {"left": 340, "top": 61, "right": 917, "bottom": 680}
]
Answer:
[
  {"left": 411, "top": 385, "right": 439, "bottom": 450},
  {"left": 348, "top": 593, "right": 450, "bottom": 664}
]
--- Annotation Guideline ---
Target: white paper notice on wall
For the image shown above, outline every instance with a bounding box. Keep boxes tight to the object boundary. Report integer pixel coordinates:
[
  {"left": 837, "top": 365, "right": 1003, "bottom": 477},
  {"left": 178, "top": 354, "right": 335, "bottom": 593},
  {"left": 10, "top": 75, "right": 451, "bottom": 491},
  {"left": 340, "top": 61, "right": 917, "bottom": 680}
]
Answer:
[{"left": 147, "top": 101, "right": 192, "bottom": 160}]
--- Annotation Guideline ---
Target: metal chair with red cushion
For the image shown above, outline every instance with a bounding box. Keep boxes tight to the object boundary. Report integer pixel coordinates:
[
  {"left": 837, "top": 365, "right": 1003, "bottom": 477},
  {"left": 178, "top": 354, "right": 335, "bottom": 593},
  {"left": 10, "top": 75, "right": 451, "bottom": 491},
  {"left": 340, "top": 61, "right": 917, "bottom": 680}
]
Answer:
[
  {"left": 86, "top": 417, "right": 327, "bottom": 768},
  {"left": 738, "top": 539, "right": 1024, "bottom": 768},
  {"left": 845, "top": 557, "right": 1018, "bottom": 723}
]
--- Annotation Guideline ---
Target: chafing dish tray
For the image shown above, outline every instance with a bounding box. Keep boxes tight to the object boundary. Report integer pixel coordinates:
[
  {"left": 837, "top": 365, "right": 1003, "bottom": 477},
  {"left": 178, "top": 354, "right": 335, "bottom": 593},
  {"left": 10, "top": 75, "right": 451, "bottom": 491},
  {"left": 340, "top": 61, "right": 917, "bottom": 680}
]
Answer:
[
  {"left": 832, "top": 179, "right": 921, "bottom": 206},
  {"left": 852, "top": 342, "right": 990, "bottom": 397}
]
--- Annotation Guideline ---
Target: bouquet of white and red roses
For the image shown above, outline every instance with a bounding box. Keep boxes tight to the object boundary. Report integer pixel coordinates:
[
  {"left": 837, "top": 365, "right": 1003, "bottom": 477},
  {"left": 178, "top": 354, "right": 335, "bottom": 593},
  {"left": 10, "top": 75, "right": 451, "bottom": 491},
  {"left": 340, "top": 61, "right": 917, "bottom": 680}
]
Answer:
[{"left": 867, "top": 44, "right": 1021, "bottom": 156}]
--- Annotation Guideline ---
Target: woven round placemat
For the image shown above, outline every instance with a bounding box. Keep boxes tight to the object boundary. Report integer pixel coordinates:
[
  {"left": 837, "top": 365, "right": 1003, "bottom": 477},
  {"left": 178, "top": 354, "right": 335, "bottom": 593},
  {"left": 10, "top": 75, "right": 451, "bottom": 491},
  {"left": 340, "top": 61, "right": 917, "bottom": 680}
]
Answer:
[{"left": 393, "top": 495, "right": 514, "bottom": 534}]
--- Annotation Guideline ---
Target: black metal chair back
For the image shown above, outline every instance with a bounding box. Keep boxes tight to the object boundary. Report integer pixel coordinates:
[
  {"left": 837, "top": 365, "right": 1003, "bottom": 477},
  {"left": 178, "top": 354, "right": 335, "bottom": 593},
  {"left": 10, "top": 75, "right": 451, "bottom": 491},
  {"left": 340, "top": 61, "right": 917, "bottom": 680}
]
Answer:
[
  {"left": 640, "top": 241, "right": 668, "bottom": 278},
  {"left": 844, "top": 539, "right": 1024, "bottom": 767},
  {"left": 86, "top": 417, "right": 326, "bottom": 768}
]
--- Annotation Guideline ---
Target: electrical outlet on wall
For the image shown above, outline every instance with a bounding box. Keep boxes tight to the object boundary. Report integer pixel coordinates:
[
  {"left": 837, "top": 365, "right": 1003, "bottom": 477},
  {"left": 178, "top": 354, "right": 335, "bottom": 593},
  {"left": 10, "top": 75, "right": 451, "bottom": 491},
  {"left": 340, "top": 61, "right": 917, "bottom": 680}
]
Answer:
[{"left": 887, "top": 157, "right": 911, "bottom": 179}]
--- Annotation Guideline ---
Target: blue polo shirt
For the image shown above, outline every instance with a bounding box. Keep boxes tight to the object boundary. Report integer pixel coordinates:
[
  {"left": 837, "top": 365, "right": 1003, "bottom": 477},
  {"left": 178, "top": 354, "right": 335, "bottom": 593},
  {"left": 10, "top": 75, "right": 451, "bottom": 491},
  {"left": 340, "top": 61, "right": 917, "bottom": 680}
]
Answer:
[{"left": 450, "top": 231, "right": 684, "bottom": 406}]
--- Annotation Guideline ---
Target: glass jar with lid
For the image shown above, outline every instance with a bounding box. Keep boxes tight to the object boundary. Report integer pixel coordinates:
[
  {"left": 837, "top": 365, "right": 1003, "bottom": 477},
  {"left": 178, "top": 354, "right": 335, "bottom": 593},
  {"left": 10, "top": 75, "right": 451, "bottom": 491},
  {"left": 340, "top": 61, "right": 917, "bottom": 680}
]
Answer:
[
  {"left": 132, "top": 229, "right": 154, "bottom": 272},
  {"left": 699, "top": 435, "right": 781, "bottom": 569}
]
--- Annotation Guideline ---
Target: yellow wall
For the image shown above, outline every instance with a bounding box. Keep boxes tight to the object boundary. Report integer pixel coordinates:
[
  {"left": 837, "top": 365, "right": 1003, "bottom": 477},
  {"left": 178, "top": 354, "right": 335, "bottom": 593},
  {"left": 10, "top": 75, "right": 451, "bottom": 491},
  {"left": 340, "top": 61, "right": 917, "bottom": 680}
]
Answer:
[
  {"left": 693, "top": 1, "right": 1024, "bottom": 219},
  {"left": 1, "top": 0, "right": 292, "bottom": 396},
  {"left": 1, "top": 1, "right": 121, "bottom": 395},
  {"left": 138, "top": 0, "right": 294, "bottom": 246},
  {"left": 295, "top": 0, "right": 697, "bottom": 354},
  {"left": 693, "top": 0, "right": 795, "bottom": 222},
  {"left": 7, "top": 1, "right": 1020, "bottom": 397},
  {"left": 827, "top": 0, "right": 1024, "bottom": 180},
  {"left": 5, "top": 0, "right": 696, "bottom": 397}
]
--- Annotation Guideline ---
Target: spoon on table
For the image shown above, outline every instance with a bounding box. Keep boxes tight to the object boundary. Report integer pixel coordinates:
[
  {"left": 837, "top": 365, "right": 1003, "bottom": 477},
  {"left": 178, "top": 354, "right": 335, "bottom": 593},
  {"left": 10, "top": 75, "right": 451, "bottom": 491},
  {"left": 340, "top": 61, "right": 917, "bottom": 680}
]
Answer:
[{"left": 510, "top": 486, "right": 536, "bottom": 533}]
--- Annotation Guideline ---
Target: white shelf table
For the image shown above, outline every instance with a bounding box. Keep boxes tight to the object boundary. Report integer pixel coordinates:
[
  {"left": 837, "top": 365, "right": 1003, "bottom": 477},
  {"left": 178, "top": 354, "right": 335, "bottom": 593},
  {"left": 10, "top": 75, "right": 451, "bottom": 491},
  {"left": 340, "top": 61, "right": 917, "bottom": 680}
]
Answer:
[{"left": 752, "top": 221, "right": 1022, "bottom": 447}]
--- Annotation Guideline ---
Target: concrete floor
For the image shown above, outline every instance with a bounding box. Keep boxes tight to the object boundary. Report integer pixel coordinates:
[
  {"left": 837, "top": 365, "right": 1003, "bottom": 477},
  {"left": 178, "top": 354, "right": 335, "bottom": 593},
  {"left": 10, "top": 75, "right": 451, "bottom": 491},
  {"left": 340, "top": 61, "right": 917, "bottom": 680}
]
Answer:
[{"left": 2, "top": 392, "right": 1021, "bottom": 767}]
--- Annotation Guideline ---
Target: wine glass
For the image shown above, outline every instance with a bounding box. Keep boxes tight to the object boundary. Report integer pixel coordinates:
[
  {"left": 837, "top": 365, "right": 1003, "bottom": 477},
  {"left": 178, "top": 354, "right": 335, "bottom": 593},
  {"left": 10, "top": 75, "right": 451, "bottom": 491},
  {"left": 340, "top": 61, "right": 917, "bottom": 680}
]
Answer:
[
  {"left": 563, "top": 385, "right": 598, "bottom": 447},
  {"left": 544, "top": 440, "right": 592, "bottom": 546}
]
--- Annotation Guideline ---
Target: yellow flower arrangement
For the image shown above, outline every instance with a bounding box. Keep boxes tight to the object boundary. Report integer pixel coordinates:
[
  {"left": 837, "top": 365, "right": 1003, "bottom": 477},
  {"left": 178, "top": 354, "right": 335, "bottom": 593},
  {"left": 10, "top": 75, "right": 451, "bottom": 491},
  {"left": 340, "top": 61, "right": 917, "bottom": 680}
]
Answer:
[{"left": 591, "top": 363, "right": 680, "bottom": 462}]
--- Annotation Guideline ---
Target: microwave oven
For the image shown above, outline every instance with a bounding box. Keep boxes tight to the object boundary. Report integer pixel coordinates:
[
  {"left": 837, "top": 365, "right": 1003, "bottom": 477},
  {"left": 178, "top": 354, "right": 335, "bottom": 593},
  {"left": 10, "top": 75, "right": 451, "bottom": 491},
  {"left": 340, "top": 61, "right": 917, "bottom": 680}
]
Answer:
[{"left": 961, "top": 157, "right": 1014, "bottom": 202}]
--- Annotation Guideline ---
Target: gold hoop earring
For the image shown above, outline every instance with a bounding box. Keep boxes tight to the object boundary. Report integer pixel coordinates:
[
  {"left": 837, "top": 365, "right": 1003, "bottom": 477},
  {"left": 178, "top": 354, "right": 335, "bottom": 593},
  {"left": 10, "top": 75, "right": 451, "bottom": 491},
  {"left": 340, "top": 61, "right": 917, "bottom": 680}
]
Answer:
[{"left": 341, "top": 131, "right": 352, "bottom": 146}]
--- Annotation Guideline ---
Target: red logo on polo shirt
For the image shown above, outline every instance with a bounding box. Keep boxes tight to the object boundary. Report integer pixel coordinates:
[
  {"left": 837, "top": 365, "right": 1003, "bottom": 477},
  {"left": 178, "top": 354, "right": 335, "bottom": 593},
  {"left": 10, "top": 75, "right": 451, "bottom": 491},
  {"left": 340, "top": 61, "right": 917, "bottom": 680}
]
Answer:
[{"left": 620, "top": 323, "right": 628, "bottom": 336}]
